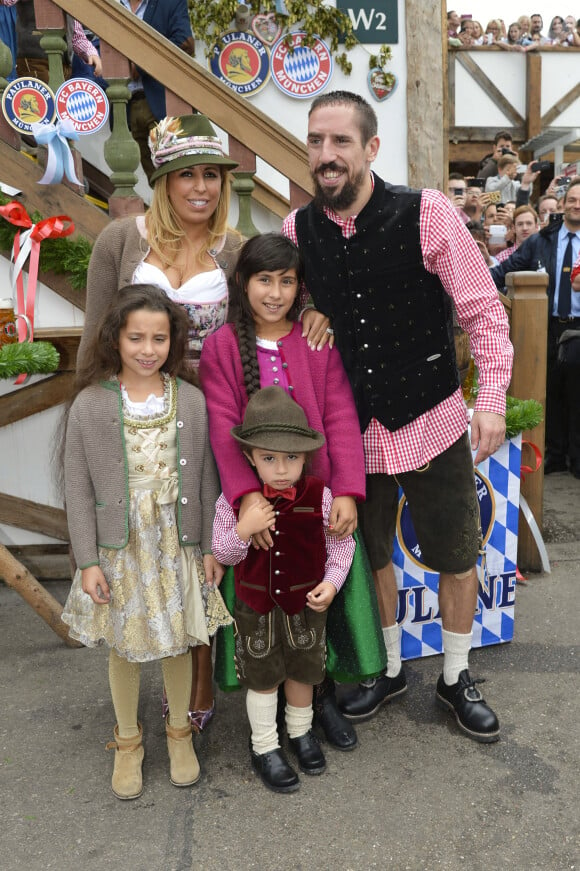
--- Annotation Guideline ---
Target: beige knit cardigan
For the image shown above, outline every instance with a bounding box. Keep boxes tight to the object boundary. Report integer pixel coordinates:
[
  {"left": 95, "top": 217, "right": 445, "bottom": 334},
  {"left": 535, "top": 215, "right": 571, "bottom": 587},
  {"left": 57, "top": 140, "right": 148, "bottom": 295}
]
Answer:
[{"left": 64, "top": 378, "right": 219, "bottom": 569}]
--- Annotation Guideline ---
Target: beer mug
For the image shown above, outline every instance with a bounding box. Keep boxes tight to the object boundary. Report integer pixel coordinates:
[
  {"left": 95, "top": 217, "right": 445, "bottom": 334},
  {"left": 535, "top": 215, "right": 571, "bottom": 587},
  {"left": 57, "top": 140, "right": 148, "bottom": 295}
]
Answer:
[{"left": 0, "top": 298, "right": 31, "bottom": 346}]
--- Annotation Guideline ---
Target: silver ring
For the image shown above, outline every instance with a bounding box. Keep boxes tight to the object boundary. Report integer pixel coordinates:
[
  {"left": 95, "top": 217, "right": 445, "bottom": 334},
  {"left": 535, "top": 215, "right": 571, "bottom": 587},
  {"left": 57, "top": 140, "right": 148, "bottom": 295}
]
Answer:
[{"left": 326, "top": 327, "right": 334, "bottom": 335}]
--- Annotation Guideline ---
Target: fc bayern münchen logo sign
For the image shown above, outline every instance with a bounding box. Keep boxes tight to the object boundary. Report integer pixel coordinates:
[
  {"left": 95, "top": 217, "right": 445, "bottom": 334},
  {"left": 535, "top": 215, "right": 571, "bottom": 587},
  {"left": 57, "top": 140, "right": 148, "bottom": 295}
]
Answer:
[
  {"left": 209, "top": 31, "right": 270, "bottom": 96},
  {"left": 270, "top": 32, "right": 332, "bottom": 99},
  {"left": 56, "top": 78, "right": 109, "bottom": 135},
  {"left": 1, "top": 77, "right": 55, "bottom": 132}
]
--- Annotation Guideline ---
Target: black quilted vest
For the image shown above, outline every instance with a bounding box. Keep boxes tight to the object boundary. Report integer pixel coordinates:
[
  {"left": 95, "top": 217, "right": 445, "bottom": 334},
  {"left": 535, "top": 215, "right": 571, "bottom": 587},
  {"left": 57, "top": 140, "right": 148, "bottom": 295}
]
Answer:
[{"left": 295, "top": 176, "right": 459, "bottom": 431}]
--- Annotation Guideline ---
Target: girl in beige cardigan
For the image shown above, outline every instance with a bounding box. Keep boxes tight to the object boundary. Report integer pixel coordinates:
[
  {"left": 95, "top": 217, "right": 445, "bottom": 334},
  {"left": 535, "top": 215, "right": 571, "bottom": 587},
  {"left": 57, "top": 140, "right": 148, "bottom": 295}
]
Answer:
[{"left": 62, "top": 285, "right": 231, "bottom": 800}]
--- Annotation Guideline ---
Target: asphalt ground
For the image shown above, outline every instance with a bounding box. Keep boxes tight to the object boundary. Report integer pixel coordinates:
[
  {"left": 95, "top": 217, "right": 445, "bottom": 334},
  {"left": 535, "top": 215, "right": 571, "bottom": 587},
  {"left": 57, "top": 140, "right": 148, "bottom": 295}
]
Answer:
[{"left": 1, "top": 472, "right": 579, "bottom": 871}]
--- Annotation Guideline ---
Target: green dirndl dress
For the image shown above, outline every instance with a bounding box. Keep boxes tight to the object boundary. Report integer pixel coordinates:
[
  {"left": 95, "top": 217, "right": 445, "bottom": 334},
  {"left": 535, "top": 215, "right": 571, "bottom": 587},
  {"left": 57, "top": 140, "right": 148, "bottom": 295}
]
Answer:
[{"left": 214, "top": 529, "right": 387, "bottom": 691}]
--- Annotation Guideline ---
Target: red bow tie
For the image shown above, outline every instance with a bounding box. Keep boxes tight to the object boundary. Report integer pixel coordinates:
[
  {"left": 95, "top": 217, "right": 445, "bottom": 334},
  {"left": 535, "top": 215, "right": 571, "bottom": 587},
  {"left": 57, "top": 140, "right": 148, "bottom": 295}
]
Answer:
[{"left": 263, "top": 484, "right": 297, "bottom": 501}]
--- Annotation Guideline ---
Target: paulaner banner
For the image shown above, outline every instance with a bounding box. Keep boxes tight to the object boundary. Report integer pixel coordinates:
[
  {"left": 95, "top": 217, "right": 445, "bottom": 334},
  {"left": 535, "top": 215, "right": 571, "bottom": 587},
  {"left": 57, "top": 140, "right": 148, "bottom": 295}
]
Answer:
[{"left": 393, "top": 435, "right": 522, "bottom": 659}]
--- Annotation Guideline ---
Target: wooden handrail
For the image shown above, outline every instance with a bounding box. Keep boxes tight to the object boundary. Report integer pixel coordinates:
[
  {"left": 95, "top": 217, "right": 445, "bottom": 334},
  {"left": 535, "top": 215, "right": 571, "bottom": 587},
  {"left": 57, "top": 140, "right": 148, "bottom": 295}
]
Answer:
[{"left": 52, "top": 0, "right": 314, "bottom": 196}]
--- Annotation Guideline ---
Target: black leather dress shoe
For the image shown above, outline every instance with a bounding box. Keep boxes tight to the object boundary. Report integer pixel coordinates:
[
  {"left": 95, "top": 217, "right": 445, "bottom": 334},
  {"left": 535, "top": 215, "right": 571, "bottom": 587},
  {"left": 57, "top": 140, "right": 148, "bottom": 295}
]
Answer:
[
  {"left": 288, "top": 729, "right": 326, "bottom": 775},
  {"left": 313, "top": 690, "right": 358, "bottom": 751},
  {"left": 436, "top": 670, "right": 500, "bottom": 743},
  {"left": 339, "top": 667, "right": 408, "bottom": 722},
  {"left": 251, "top": 747, "right": 300, "bottom": 793}
]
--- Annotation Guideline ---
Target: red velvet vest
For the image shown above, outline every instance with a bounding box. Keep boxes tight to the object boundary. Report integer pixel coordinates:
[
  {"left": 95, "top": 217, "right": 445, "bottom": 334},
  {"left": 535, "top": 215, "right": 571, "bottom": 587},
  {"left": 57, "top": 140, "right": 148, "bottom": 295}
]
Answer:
[{"left": 234, "top": 476, "right": 327, "bottom": 615}]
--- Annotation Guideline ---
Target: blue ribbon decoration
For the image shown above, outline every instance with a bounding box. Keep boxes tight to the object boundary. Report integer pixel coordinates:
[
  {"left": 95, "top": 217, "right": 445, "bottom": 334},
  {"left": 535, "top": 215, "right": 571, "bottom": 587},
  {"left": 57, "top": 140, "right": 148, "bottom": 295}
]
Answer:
[{"left": 30, "top": 119, "right": 82, "bottom": 187}]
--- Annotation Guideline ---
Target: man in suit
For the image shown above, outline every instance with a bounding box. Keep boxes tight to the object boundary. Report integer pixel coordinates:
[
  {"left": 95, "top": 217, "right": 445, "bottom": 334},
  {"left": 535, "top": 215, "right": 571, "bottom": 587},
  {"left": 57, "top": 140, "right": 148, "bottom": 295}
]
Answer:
[{"left": 491, "top": 177, "right": 580, "bottom": 478}]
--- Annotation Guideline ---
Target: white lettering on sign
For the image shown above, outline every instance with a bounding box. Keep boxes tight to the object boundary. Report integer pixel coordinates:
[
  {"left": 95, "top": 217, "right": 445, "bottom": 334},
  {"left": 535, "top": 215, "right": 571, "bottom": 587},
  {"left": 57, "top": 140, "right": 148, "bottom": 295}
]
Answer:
[{"left": 347, "top": 8, "right": 387, "bottom": 30}]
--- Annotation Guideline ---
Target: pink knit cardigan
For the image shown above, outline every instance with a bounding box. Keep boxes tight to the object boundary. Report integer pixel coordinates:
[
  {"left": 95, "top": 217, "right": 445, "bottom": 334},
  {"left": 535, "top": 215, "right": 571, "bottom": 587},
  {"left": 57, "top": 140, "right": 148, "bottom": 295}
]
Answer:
[{"left": 199, "top": 322, "right": 365, "bottom": 506}]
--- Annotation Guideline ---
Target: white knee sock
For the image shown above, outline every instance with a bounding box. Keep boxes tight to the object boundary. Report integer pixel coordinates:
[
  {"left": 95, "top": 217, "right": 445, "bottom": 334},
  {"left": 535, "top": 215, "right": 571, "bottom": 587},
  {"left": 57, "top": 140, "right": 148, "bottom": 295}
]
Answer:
[
  {"left": 442, "top": 629, "right": 472, "bottom": 685},
  {"left": 285, "top": 703, "right": 313, "bottom": 740},
  {"left": 246, "top": 689, "right": 279, "bottom": 755},
  {"left": 383, "top": 624, "right": 402, "bottom": 678}
]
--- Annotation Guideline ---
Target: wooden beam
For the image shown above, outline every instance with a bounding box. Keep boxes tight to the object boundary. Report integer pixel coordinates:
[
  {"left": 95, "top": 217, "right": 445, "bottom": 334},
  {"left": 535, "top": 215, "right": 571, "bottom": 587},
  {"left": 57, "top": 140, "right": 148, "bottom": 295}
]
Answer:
[
  {"left": 0, "top": 372, "right": 74, "bottom": 427},
  {"left": 526, "top": 53, "right": 542, "bottom": 141},
  {"left": 541, "top": 81, "right": 580, "bottom": 129},
  {"left": 0, "top": 492, "right": 69, "bottom": 540},
  {"left": 0, "top": 543, "right": 81, "bottom": 647},
  {"left": 34, "top": 327, "right": 83, "bottom": 371},
  {"left": 505, "top": 271, "right": 549, "bottom": 572},
  {"left": 406, "top": 0, "right": 445, "bottom": 190},
  {"left": 0, "top": 147, "right": 109, "bottom": 242},
  {"left": 455, "top": 54, "right": 525, "bottom": 128}
]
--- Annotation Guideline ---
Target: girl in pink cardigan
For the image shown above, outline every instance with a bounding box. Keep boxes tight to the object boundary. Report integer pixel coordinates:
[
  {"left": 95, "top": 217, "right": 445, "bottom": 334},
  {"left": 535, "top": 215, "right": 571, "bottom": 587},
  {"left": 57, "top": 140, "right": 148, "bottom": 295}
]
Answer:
[{"left": 199, "top": 233, "right": 386, "bottom": 751}]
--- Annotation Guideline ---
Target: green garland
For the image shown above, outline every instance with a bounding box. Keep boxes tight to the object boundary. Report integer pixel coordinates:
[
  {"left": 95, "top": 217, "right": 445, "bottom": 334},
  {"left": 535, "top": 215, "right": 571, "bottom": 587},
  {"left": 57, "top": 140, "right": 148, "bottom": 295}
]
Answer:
[
  {"left": 187, "top": 0, "right": 393, "bottom": 80},
  {"left": 0, "top": 341, "right": 60, "bottom": 379},
  {"left": 468, "top": 368, "right": 543, "bottom": 438},
  {"left": 0, "top": 192, "right": 91, "bottom": 291},
  {"left": 505, "top": 396, "right": 543, "bottom": 439}
]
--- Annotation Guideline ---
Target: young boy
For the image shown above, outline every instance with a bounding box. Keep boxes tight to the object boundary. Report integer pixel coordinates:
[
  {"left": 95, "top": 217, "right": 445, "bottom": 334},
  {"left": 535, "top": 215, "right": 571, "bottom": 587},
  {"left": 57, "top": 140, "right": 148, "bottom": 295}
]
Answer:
[{"left": 212, "top": 387, "right": 355, "bottom": 793}]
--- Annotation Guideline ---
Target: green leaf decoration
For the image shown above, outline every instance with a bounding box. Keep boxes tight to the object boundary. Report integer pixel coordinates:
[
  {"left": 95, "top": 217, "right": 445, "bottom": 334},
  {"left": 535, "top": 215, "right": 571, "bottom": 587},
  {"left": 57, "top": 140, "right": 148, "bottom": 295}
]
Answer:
[
  {"left": 187, "top": 0, "right": 390, "bottom": 77},
  {"left": 0, "top": 193, "right": 91, "bottom": 291},
  {"left": 505, "top": 396, "right": 543, "bottom": 439},
  {"left": 0, "top": 341, "right": 60, "bottom": 379}
]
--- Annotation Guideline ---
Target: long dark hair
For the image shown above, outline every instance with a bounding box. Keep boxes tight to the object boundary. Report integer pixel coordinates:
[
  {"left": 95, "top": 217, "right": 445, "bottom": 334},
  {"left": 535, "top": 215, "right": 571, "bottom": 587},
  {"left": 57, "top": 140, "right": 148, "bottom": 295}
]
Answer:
[
  {"left": 54, "top": 285, "right": 192, "bottom": 497},
  {"left": 227, "top": 234, "right": 302, "bottom": 397},
  {"left": 74, "top": 284, "right": 193, "bottom": 397}
]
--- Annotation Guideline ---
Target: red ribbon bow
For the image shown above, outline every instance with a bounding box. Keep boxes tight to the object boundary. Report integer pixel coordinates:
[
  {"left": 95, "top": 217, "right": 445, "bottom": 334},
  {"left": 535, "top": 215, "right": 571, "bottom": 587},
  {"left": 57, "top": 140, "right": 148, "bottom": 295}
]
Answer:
[
  {"left": 0, "top": 202, "right": 74, "bottom": 382},
  {"left": 263, "top": 483, "right": 297, "bottom": 501},
  {"left": 520, "top": 439, "right": 543, "bottom": 482}
]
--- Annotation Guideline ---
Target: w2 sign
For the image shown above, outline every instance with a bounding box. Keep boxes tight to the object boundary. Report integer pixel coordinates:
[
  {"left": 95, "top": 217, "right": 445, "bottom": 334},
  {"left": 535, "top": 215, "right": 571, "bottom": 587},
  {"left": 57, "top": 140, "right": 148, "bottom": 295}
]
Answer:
[{"left": 337, "top": 0, "right": 398, "bottom": 44}]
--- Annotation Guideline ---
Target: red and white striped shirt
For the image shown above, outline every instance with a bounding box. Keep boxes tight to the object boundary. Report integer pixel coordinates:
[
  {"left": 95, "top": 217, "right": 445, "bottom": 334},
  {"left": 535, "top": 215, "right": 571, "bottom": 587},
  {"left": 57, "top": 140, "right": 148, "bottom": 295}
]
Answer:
[
  {"left": 282, "top": 180, "right": 513, "bottom": 475},
  {"left": 212, "top": 490, "right": 355, "bottom": 592}
]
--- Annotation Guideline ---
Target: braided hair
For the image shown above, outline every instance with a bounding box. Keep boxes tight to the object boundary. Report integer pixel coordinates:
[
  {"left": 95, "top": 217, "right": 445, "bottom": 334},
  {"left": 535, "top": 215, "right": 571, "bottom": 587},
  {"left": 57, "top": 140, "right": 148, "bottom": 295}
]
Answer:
[{"left": 227, "top": 234, "right": 303, "bottom": 398}]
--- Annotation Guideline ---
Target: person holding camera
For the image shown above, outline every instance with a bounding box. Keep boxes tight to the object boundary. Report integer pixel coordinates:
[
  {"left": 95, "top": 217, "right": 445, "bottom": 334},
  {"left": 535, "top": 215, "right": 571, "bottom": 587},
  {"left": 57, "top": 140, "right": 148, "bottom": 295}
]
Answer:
[
  {"left": 477, "top": 131, "right": 514, "bottom": 181},
  {"left": 490, "top": 177, "right": 580, "bottom": 479},
  {"left": 446, "top": 173, "right": 469, "bottom": 223}
]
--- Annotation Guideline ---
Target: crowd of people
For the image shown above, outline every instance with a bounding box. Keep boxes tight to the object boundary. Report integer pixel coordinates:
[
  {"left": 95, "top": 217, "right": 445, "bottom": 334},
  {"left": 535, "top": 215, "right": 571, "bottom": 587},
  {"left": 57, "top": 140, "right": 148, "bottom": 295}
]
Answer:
[
  {"left": 446, "top": 127, "right": 580, "bottom": 484},
  {"left": 448, "top": 10, "right": 580, "bottom": 48}
]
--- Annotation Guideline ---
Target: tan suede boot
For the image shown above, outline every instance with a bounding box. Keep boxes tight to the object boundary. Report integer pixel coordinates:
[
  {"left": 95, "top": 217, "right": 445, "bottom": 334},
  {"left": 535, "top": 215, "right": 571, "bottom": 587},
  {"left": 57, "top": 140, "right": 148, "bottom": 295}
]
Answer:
[
  {"left": 166, "top": 718, "right": 200, "bottom": 787},
  {"left": 106, "top": 724, "right": 144, "bottom": 800}
]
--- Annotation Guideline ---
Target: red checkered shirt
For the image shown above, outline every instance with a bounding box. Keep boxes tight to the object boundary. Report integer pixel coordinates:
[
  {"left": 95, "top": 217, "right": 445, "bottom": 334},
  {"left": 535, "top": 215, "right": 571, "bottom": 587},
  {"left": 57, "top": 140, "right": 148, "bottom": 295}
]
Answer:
[
  {"left": 282, "top": 179, "right": 513, "bottom": 475},
  {"left": 495, "top": 243, "right": 519, "bottom": 263}
]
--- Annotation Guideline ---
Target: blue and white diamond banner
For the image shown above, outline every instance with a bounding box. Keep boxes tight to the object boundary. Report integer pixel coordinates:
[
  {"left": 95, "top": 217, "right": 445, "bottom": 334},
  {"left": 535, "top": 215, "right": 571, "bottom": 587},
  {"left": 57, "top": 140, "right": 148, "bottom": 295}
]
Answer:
[{"left": 393, "top": 435, "right": 521, "bottom": 659}]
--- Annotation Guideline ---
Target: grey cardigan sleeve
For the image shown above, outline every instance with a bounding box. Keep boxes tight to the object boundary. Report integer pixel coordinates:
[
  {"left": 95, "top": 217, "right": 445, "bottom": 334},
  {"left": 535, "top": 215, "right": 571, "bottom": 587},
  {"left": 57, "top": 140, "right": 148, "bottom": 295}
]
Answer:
[{"left": 64, "top": 405, "right": 99, "bottom": 569}]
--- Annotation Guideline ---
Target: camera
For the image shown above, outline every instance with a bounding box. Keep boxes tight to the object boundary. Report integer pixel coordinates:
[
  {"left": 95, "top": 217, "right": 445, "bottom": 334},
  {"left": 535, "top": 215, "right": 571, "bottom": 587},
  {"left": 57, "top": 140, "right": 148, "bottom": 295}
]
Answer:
[
  {"left": 556, "top": 176, "right": 571, "bottom": 187},
  {"left": 468, "top": 178, "right": 486, "bottom": 189},
  {"left": 549, "top": 213, "right": 561, "bottom": 225},
  {"left": 530, "top": 161, "right": 551, "bottom": 173},
  {"left": 451, "top": 188, "right": 464, "bottom": 196},
  {"left": 501, "top": 147, "right": 516, "bottom": 155}
]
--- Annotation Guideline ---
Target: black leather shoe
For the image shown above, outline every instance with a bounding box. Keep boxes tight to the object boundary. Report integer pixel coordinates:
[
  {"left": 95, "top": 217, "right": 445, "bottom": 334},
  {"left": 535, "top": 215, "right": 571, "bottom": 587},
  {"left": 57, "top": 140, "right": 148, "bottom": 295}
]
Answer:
[
  {"left": 339, "top": 667, "right": 408, "bottom": 722},
  {"left": 250, "top": 747, "right": 300, "bottom": 793},
  {"left": 436, "top": 670, "right": 500, "bottom": 743},
  {"left": 288, "top": 729, "right": 326, "bottom": 775},
  {"left": 313, "top": 693, "right": 358, "bottom": 751}
]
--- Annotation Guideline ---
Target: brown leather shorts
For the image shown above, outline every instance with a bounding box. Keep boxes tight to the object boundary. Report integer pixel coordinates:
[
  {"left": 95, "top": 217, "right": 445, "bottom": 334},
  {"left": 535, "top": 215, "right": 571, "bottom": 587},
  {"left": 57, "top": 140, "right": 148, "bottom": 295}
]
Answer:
[
  {"left": 233, "top": 598, "right": 327, "bottom": 691},
  {"left": 358, "top": 433, "right": 482, "bottom": 573}
]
